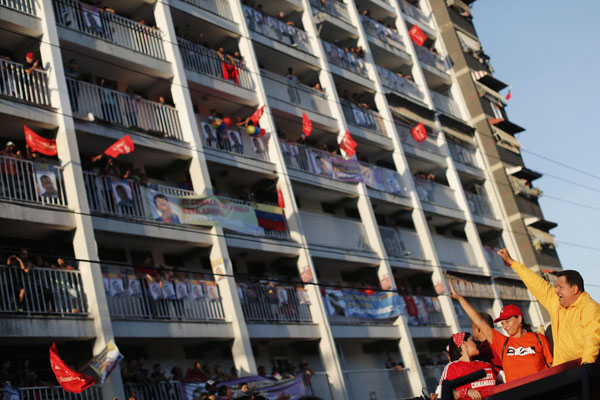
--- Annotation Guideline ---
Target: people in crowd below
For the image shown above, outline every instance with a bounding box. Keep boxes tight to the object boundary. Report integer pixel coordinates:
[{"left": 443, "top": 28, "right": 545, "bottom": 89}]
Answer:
[{"left": 497, "top": 248, "right": 600, "bottom": 365}]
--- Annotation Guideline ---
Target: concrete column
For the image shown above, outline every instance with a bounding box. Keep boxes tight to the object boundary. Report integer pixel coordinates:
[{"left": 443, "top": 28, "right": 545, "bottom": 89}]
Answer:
[{"left": 37, "top": 1, "right": 124, "bottom": 398}]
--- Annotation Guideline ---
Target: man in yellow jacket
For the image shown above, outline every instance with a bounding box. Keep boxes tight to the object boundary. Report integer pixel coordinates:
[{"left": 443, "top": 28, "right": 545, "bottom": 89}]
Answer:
[{"left": 497, "top": 248, "right": 600, "bottom": 365}]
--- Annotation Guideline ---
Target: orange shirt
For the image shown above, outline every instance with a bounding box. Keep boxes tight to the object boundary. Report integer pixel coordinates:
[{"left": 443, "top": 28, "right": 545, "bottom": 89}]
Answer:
[{"left": 491, "top": 330, "right": 553, "bottom": 382}]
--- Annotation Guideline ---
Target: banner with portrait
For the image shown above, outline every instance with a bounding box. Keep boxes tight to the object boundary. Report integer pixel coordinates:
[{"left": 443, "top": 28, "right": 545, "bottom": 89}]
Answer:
[
  {"left": 296, "top": 287, "right": 310, "bottom": 305},
  {"left": 175, "top": 279, "right": 188, "bottom": 300},
  {"left": 127, "top": 275, "right": 142, "bottom": 298},
  {"left": 88, "top": 340, "right": 123, "bottom": 384},
  {"left": 322, "top": 288, "right": 403, "bottom": 319},
  {"left": 109, "top": 273, "right": 124, "bottom": 297},
  {"left": 306, "top": 148, "right": 333, "bottom": 178},
  {"left": 148, "top": 281, "right": 162, "bottom": 301},
  {"left": 34, "top": 164, "right": 59, "bottom": 199},
  {"left": 109, "top": 178, "right": 134, "bottom": 209},
  {"left": 161, "top": 280, "right": 176, "bottom": 300},
  {"left": 331, "top": 157, "right": 363, "bottom": 183},
  {"left": 190, "top": 280, "right": 204, "bottom": 300},
  {"left": 205, "top": 281, "right": 220, "bottom": 302},
  {"left": 360, "top": 164, "right": 386, "bottom": 192}
]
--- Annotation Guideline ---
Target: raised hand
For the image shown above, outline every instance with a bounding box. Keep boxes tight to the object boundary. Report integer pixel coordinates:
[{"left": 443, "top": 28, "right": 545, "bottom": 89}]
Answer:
[
  {"left": 496, "top": 248, "right": 514, "bottom": 267},
  {"left": 448, "top": 280, "right": 461, "bottom": 300}
]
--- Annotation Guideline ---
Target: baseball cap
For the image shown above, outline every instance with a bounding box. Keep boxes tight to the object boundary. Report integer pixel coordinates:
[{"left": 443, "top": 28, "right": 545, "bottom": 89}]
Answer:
[
  {"left": 493, "top": 304, "right": 523, "bottom": 323},
  {"left": 6, "top": 141, "right": 15, "bottom": 147},
  {"left": 26, "top": 52, "right": 34, "bottom": 59}
]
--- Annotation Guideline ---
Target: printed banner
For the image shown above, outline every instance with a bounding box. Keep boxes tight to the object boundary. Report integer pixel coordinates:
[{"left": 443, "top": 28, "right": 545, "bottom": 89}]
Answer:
[
  {"left": 88, "top": 341, "right": 124, "bottom": 384},
  {"left": 331, "top": 157, "right": 363, "bottom": 183},
  {"left": 181, "top": 376, "right": 305, "bottom": 400},
  {"left": 307, "top": 148, "right": 333, "bottom": 178},
  {"left": 127, "top": 275, "right": 142, "bottom": 297},
  {"left": 205, "top": 281, "right": 220, "bottom": 302},
  {"left": 109, "top": 178, "right": 134, "bottom": 209},
  {"left": 109, "top": 273, "right": 124, "bottom": 297},
  {"left": 296, "top": 287, "right": 310, "bottom": 305},
  {"left": 360, "top": 164, "right": 387, "bottom": 192},
  {"left": 104, "top": 135, "right": 134, "bottom": 158},
  {"left": 49, "top": 343, "right": 96, "bottom": 393},
  {"left": 24, "top": 125, "right": 57, "bottom": 156},
  {"left": 190, "top": 280, "right": 204, "bottom": 300},
  {"left": 34, "top": 164, "right": 59, "bottom": 199},
  {"left": 322, "top": 288, "right": 402, "bottom": 319},
  {"left": 175, "top": 279, "right": 188, "bottom": 300}
]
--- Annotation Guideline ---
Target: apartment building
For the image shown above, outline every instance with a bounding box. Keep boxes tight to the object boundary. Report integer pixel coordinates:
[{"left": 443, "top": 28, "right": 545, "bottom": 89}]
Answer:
[{"left": 0, "top": 0, "right": 561, "bottom": 399}]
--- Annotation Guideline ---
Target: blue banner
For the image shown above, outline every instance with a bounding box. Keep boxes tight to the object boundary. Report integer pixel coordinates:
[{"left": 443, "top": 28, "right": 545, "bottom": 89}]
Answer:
[
  {"left": 323, "top": 288, "right": 402, "bottom": 319},
  {"left": 180, "top": 376, "right": 305, "bottom": 400}
]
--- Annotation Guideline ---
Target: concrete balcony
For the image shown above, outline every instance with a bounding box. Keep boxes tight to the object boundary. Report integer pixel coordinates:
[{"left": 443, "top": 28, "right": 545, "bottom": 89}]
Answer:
[
  {"left": 0, "top": 58, "right": 51, "bottom": 108},
  {"left": 432, "top": 235, "right": 484, "bottom": 273},
  {"left": 377, "top": 65, "right": 426, "bottom": 105},
  {"left": 414, "top": 179, "right": 463, "bottom": 218},
  {"left": 344, "top": 369, "right": 414, "bottom": 400},
  {"left": 399, "top": 0, "right": 433, "bottom": 31},
  {"left": 340, "top": 99, "right": 387, "bottom": 136},
  {"left": 362, "top": 163, "right": 411, "bottom": 206},
  {"left": 448, "top": 141, "right": 484, "bottom": 176},
  {"left": 465, "top": 191, "right": 497, "bottom": 221},
  {"left": 379, "top": 226, "right": 427, "bottom": 264},
  {"left": 360, "top": 14, "right": 410, "bottom": 58},
  {"left": 180, "top": 0, "right": 234, "bottom": 22},
  {"left": 397, "top": 123, "right": 446, "bottom": 165},
  {"left": 309, "top": 0, "right": 352, "bottom": 24},
  {"left": 308, "top": 0, "right": 356, "bottom": 36},
  {"left": 430, "top": 91, "right": 463, "bottom": 121},
  {"left": 415, "top": 46, "right": 451, "bottom": 85},
  {"left": 1, "top": 0, "right": 35, "bottom": 15},
  {"left": 322, "top": 40, "right": 374, "bottom": 89},
  {"left": 66, "top": 78, "right": 183, "bottom": 141}
]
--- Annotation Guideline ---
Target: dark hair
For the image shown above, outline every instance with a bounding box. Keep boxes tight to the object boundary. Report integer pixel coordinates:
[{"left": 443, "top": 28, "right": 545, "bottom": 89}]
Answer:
[
  {"left": 480, "top": 312, "right": 493, "bottom": 328},
  {"left": 557, "top": 270, "right": 585, "bottom": 293},
  {"left": 521, "top": 318, "right": 533, "bottom": 333},
  {"left": 153, "top": 193, "right": 168, "bottom": 205},
  {"left": 217, "top": 385, "right": 228, "bottom": 396},
  {"left": 447, "top": 332, "right": 472, "bottom": 361}
]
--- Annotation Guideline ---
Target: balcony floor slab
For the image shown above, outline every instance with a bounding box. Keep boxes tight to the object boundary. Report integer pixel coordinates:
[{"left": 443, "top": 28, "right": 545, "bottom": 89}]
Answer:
[
  {"left": 1, "top": 315, "right": 95, "bottom": 338},
  {"left": 112, "top": 319, "right": 233, "bottom": 339},
  {"left": 246, "top": 322, "right": 320, "bottom": 339}
]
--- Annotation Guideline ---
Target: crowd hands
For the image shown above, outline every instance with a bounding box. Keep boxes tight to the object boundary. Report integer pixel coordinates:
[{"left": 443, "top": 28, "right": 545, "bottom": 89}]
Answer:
[{"left": 0, "top": 140, "right": 54, "bottom": 164}]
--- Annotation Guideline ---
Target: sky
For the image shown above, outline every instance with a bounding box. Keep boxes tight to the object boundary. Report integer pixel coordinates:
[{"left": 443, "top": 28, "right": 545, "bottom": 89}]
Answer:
[{"left": 471, "top": 1, "right": 600, "bottom": 302}]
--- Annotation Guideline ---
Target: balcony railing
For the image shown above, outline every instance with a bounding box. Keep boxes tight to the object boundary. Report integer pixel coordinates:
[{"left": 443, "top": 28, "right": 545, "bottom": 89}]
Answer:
[
  {"left": 422, "top": 365, "right": 445, "bottom": 393},
  {"left": 53, "top": 0, "right": 165, "bottom": 59},
  {"left": 322, "top": 40, "right": 369, "bottom": 78},
  {"left": 400, "top": 0, "right": 431, "bottom": 27},
  {"left": 397, "top": 123, "right": 442, "bottom": 155},
  {"left": 261, "top": 69, "right": 331, "bottom": 117},
  {"left": 243, "top": 6, "right": 313, "bottom": 54},
  {"left": 414, "top": 179, "right": 459, "bottom": 210},
  {"left": 125, "top": 381, "right": 183, "bottom": 400},
  {"left": 359, "top": 14, "right": 404, "bottom": 49},
  {"left": 377, "top": 66, "right": 424, "bottom": 103},
  {"left": 309, "top": 0, "right": 351, "bottom": 24},
  {"left": 361, "top": 163, "right": 408, "bottom": 197},
  {"left": 66, "top": 78, "right": 183, "bottom": 140},
  {"left": 340, "top": 100, "right": 387, "bottom": 136},
  {"left": 7, "top": 386, "right": 101, "bottom": 399},
  {"left": 465, "top": 192, "right": 495, "bottom": 219},
  {"left": 280, "top": 141, "right": 355, "bottom": 180},
  {"left": 415, "top": 46, "right": 448, "bottom": 73},
  {"left": 181, "top": 0, "right": 234, "bottom": 21},
  {"left": 344, "top": 369, "right": 413, "bottom": 400},
  {"left": 178, "top": 37, "right": 253, "bottom": 90},
  {"left": 379, "top": 226, "right": 426, "bottom": 260},
  {"left": 448, "top": 141, "right": 479, "bottom": 168},
  {"left": 0, "top": 265, "right": 87, "bottom": 316},
  {"left": 0, "top": 156, "right": 68, "bottom": 207},
  {"left": 104, "top": 269, "right": 225, "bottom": 322},
  {"left": 307, "top": 372, "right": 334, "bottom": 400},
  {"left": 430, "top": 91, "right": 462, "bottom": 119},
  {"left": 0, "top": 58, "right": 51, "bottom": 107},
  {"left": 299, "top": 211, "right": 372, "bottom": 252},
  {"left": 238, "top": 282, "right": 312, "bottom": 323},
  {"left": 433, "top": 236, "right": 480, "bottom": 268},
  {"left": 197, "top": 117, "right": 269, "bottom": 162},
  {"left": 1, "top": 0, "right": 36, "bottom": 15},
  {"left": 483, "top": 246, "right": 508, "bottom": 272}
]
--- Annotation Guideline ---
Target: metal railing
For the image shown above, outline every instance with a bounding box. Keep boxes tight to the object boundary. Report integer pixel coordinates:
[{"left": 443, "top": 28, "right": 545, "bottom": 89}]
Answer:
[
  {"left": 359, "top": 14, "right": 404, "bottom": 49},
  {"left": 0, "top": 265, "right": 87, "bottom": 316},
  {"left": 422, "top": 365, "right": 445, "bottom": 394},
  {"left": 396, "top": 123, "right": 442, "bottom": 155},
  {"left": 361, "top": 162, "right": 408, "bottom": 197},
  {"left": 400, "top": 0, "right": 431, "bottom": 27},
  {"left": 0, "top": 156, "right": 68, "bottom": 207},
  {"left": 321, "top": 39, "right": 369, "bottom": 78},
  {"left": 340, "top": 100, "right": 387, "bottom": 136},
  {"left": 11, "top": 386, "right": 102, "bottom": 399},
  {"left": 299, "top": 211, "right": 372, "bottom": 252},
  {"left": 448, "top": 141, "right": 479, "bottom": 168},
  {"left": 430, "top": 91, "right": 462, "bottom": 119},
  {"left": 125, "top": 381, "right": 183, "bottom": 400},
  {"left": 483, "top": 246, "right": 507, "bottom": 272},
  {"left": 66, "top": 78, "right": 183, "bottom": 140},
  {"left": 415, "top": 45, "right": 448, "bottom": 73},
  {"left": 306, "top": 372, "right": 334, "bottom": 400},
  {"left": 414, "top": 178, "right": 459, "bottom": 210},
  {"left": 261, "top": 69, "right": 331, "bottom": 117},
  {"left": 344, "top": 369, "right": 413, "bottom": 400},
  {"left": 379, "top": 226, "right": 426, "bottom": 260},
  {"left": 0, "top": 0, "right": 36, "bottom": 15},
  {"left": 377, "top": 65, "right": 424, "bottom": 103},
  {"left": 243, "top": 6, "right": 313, "bottom": 54},
  {"left": 197, "top": 116, "right": 269, "bottom": 162},
  {"left": 178, "top": 37, "right": 253, "bottom": 90},
  {"left": 104, "top": 270, "right": 225, "bottom": 322},
  {"left": 0, "top": 58, "right": 51, "bottom": 106},
  {"left": 309, "top": 0, "right": 351, "bottom": 23},
  {"left": 495, "top": 282, "right": 530, "bottom": 301},
  {"left": 181, "top": 0, "right": 233, "bottom": 21},
  {"left": 53, "top": 0, "right": 165, "bottom": 59},
  {"left": 281, "top": 140, "right": 341, "bottom": 177},
  {"left": 465, "top": 192, "right": 495, "bottom": 219},
  {"left": 432, "top": 236, "right": 481, "bottom": 268},
  {"left": 238, "top": 282, "right": 312, "bottom": 323}
]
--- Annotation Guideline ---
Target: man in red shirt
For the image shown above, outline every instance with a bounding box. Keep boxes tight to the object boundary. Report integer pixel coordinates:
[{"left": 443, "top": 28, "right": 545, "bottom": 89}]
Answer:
[{"left": 185, "top": 361, "right": 206, "bottom": 382}]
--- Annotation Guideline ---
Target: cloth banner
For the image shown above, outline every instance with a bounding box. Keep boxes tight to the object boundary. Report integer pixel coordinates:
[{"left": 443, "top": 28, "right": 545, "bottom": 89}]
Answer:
[
  {"left": 322, "top": 288, "right": 402, "bottom": 319},
  {"left": 277, "top": 185, "right": 285, "bottom": 208},
  {"left": 222, "top": 61, "right": 239, "bottom": 84},
  {"left": 34, "top": 164, "right": 59, "bottom": 199},
  {"left": 24, "top": 125, "right": 57, "bottom": 156},
  {"left": 411, "top": 122, "right": 427, "bottom": 143},
  {"left": 340, "top": 130, "right": 357, "bottom": 158},
  {"left": 190, "top": 280, "right": 204, "bottom": 300},
  {"left": 161, "top": 280, "right": 176, "bottom": 300},
  {"left": 360, "top": 164, "right": 387, "bottom": 192},
  {"left": 109, "top": 273, "right": 124, "bottom": 297},
  {"left": 205, "top": 281, "right": 220, "bottom": 302},
  {"left": 49, "top": 343, "right": 96, "bottom": 393},
  {"left": 254, "top": 203, "right": 287, "bottom": 232},
  {"left": 1, "top": 382, "right": 19, "bottom": 400},
  {"left": 250, "top": 105, "right": 265, "bottom": 126},
  {"left": 127, "top": 275, "right": 142, "bottom": 297},
  {"left": 88, "top": 341, "right": 124, "bottom": 384},
  {"left": 277, "top": 287, "right": 289, "bottom": 304},
  {"left": 383, "top": 169, "right": 405, "bottom": 195},
  {"left": 104, "top": 135, "right": 134, "bottom": 158},
  {"left": 142, "top": 187, "right": 264, "bottom": 236},
  {"left": 181, "top": 376, "right": 305, "bottom": 400},
  {"left": 409, "top": 25, "right": 426, "bottom": 46},
  {"left": 296, "top": 287, "right": 310, "bottom": 305},
  {"left": 331, "top": 157, "right": 363, "bottom": 183},
  {"left": 306, "top": 148, "right": 333, "bottom": 178},
  {"left": 175, "top": 279, "right": 188, "bottom": 300},
  {"left": 302, "top": 112, "right": 313, "bottom": 136}
]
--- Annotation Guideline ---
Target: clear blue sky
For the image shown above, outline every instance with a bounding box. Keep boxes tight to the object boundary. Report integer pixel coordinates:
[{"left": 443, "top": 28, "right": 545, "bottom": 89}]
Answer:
[{"left": 471, "top": 0, "right": 600, "bottom": 301}]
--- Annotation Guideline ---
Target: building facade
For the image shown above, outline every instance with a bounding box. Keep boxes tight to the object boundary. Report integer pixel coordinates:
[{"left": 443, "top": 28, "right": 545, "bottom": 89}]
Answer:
[{"left": 0, "top": 0, "right": 560, "bottom": 399}]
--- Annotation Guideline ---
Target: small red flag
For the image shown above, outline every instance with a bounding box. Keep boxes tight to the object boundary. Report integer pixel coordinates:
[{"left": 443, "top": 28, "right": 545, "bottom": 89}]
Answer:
[
  {"left": 277, "top": 185, "right": 285, "bottom": 208},
  {"left": 505, "top": 84, "right": 512, "bottom": 101},
  {"left": 104, "top": 135, "right": 135, "bottom": 158},
  {"left": 24, "top": 125, "right": 57, "bottom": 156},
  {"left": 339, "top": 130, "right": 357, "bottom": 158},
  {"left": 302, "top": 112, "right": 313, "bottom": 137},
  {"left": 49, "top": 343, "right": 96, "bottom": 393},
  {"left": 488, "top": 117, "right": 505, "bottom": 125},
  {"left": 249, "top": 105, "right": 265, "bottom": 126},
  {"left": 409, "top": 25, "right": 427, "bottom": 47},
  {"left": 411, "top": 122, "right": 427, "bottom": 143}
]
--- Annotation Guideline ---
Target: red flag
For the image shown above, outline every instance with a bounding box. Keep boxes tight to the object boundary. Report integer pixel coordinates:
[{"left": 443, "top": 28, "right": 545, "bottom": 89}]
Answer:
[
  {"left": 339, "top": 130, "right": 357, "bottom": 158},
  {"left": 403, "top": 295, "right": 419, "bottom": 317},
  {"left": 409, "top": 25, "right": 427, "bottom": 47},
  {"left": 222, "top": 61, "right": 239, "bottom": 85},
  {"left": 277, "top": 185, "right": 285, "bottom": 208},
  {"left": 505, "top": 84, "right": 512, "bottom": 101},
  {"left": 24, "top": 125, "right": 57, "bottom": 156},
  {"left": 488, "top": 117, "right": 504, "bottom": 125},
  {"left": 104, "top": 135, "right": 135, "bottom": 158},
  {"left": 49, "top": 343, "right": 96, "bottom": 393},
  {"left": 302, "top": 112, "right": 313, "bottom": 137},
  {"left": 249, "top": 105, "right": 265, "bottom": 126},
  {"left": 411, "top": 122, "right": 427, "bottom": 143}
]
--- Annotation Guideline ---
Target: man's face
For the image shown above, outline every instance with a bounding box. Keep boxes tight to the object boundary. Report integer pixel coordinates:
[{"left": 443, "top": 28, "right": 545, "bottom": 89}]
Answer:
[
  {"left": 26, "top": 56, "right": 33, "bottom": 63},
  {"left": 471, "top": 321, "right": 484, "bottom": 342},
  {"left": 42, "top": 176, "right": 55, "bottom": 192},
  {"left": 555, "top": 276, "right": 580, "bottom": 308},
  {"left": 155, "top": 197, "right": 172, "bottom": 216},
  {"left": 116, "top": 186, "right": 128, "bottom": 200}
]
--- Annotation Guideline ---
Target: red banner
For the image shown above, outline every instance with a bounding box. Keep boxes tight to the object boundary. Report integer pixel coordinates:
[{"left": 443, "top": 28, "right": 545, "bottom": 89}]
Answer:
[
  {"left": 409, "top": 25, "right": 427, "bottom": 47},
  {"left": 411, "top": 122, "right": 427, "bottom": 143},
  {"left": 302, "top": 112, "right": 313, "bottom": 137},
  {"left": 24, "top": 125, "right": 57, "bottom": 156},
  {"left": 249, "top": 105, "right": 265, "bottom": 126},
  {"left": 104, "top": 135, "right": 135, "bottom": 158},
  {"left": 222, "top": 61, "right": 239, "bottom": 85},
  {"left": 277, "top": 185, "right": 285, "bottom": 208},
  {"left": 49, "top": 343, "right": 96, "bottom": 393},
  {"left": 339, "top": 130, "right": 357, "bottom": 158}
]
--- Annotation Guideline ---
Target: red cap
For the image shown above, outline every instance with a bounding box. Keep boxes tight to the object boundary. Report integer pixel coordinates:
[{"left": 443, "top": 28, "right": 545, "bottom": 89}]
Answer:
[
  {"left": 26, "top": 52, "right": 34, "bottom": 59},
  {"left": 493, "top": 304, "right": 523, "bottom": 323}
]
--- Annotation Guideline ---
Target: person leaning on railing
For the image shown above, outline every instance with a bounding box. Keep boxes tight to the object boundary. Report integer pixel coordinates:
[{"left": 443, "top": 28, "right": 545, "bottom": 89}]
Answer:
[{"left": 497, "top": 248, "right": 600, "bottom": 365}]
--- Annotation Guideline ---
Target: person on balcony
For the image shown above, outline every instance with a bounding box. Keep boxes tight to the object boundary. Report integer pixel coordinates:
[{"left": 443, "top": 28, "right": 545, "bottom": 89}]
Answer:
[
  {"left": 285, "top": 67, "right": 301, "bottom": 105},
  {"left": 497, "top": 248, "right": 600, "bottom": 365},
  {"left": 450, "top": 281, "right": 552, "bottom": 382},
  {"left": 65, "top": 59, "right": 81, "bottom": 113}
]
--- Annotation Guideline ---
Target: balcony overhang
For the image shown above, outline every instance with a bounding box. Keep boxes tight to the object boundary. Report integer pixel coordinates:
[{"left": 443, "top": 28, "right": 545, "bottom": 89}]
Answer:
[
  {"left": 506, "top": 165, "right": 542, "bottom": 182},
  {"left": 524, "top": 216, "right": 558, "bottom": 232},
  {"left": 471, "top": 70, "right": 507, "bottom": 92},
  {"left": 488, "top": 118, "right": 525, "bottom": 134}
]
